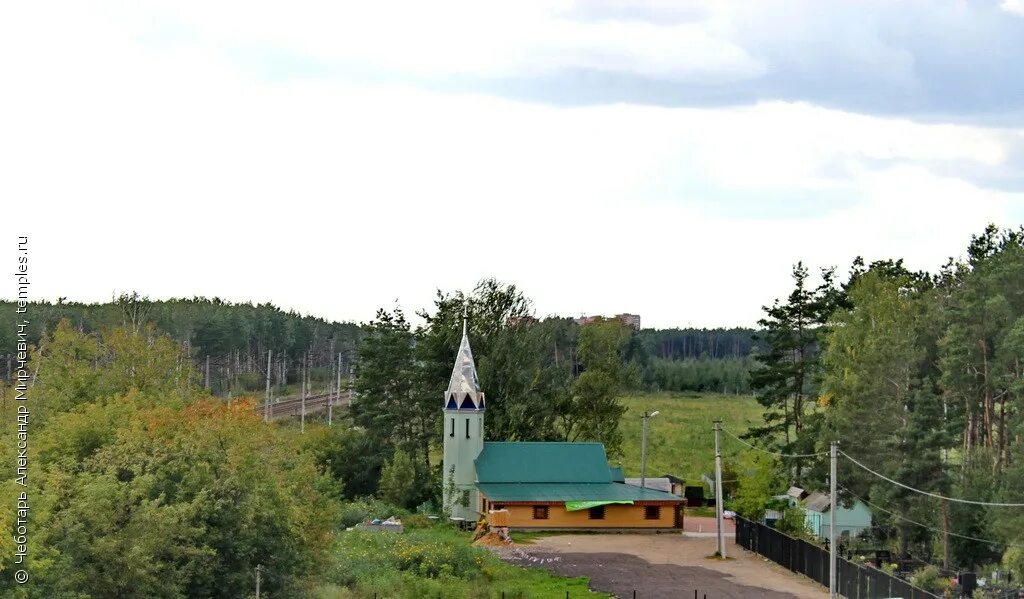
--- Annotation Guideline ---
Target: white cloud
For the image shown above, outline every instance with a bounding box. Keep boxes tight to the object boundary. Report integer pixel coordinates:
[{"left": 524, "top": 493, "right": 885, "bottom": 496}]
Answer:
[
  {"left": 97, "top": 1, "right": 764, "bottom": 83},
  {"left": 1, "top": 2, "right": 1021, "bottom": 328},
  {"left": 1002, "top": 0, "right": 1024, "bottom": 17}
]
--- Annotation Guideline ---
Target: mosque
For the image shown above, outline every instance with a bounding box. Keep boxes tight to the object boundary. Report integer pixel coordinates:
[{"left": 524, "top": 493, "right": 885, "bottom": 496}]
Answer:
[{"left": 442, "top": 321, "right": 684, "bottom": 529}]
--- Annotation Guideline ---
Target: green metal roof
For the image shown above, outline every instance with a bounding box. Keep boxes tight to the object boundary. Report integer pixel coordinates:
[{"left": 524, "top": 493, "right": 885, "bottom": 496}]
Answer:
[
  {"left": 478, "top": 482, "right": 684, "bottom": 503},
  {"left": 609, "top": 466, "right": 625, "bottom": 483},
  {"left": 475, "top": 442, "right": 613, "bottom": 483}
]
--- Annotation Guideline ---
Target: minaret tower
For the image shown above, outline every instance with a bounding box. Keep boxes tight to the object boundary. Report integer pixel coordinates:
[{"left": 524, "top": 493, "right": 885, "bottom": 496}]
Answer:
[{"left": 442, "top": 307, "right": 485, "bottom": 521}]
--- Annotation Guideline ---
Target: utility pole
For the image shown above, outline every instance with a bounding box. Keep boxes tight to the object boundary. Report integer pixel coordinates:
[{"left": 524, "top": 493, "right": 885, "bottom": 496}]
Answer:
[
  {"left": 264, "top": 349, "right": 272, "bottom": 423},
  {"left": 640, "top": 410, "right": 659, "bottom": 488},
  {"left": 641, "top": 413, "right": 648, "bottom": 489},
  {"left": 204, "top": 355, "right": 210, "bottom": 390},
  {"left": 301, "top": 353, "right": 307, "bottom": 434},
  {"left": 829, "top": 440, "right": 838, "bottom": 599},
  {"left": 255, "top": 564, "right": 262, "bottom": 599},
  {"left": 713, "top": 420, "right": 726, "bottom": 558}
]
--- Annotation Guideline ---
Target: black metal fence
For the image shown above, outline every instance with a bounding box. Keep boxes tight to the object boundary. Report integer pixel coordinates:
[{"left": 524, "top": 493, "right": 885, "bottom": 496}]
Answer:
[{"left": 735, "top": 516, "right": 942, "bottom": 599}]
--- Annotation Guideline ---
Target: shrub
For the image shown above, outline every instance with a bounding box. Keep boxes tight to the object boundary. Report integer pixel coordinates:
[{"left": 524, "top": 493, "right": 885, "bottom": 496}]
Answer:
[
  {"left": 339, "top": 504, "right": 369, "bottom": 528},
  {"left": 379, "top": 450, "right": 417, "bottom": 508},
  {"left": 910, "top": 565, "right": 949, "bottom": 595},
  {"left": 338, "top": 499, "right": 411, "bottom": 529},
  {"left": 404, "top": 514, "right": 432, "bottom": 529},
  {"left": 775, "top": 506, "right": 812, "bottom": 539},
  {"left": 1003, "top": 546, "right": 1024, "bottom": 582}
]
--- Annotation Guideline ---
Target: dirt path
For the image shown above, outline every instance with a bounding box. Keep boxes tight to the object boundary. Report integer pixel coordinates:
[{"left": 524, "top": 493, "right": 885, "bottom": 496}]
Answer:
[{"left": 516, "top": 534, "right": 828, "bottom": 599}]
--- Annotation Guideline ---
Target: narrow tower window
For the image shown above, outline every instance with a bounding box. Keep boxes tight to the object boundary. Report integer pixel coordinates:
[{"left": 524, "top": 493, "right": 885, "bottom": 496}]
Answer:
[
  {"left": 465, "top": 418, "right": 470, "bottom": 439},
  {"left": 450, "top": 418, "right": 454, "bottom": 437}
]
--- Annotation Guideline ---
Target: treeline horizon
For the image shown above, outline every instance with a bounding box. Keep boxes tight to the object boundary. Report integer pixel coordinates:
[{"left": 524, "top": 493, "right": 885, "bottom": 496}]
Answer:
[{"left": 0, "top": 296, "right": 764, "bottom": 395}]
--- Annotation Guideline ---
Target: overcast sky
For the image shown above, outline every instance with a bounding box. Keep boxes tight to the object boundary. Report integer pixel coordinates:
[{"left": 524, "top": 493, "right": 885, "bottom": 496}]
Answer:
[{"left": 3, "top": 1, "right": 1023, "bottom": 328}]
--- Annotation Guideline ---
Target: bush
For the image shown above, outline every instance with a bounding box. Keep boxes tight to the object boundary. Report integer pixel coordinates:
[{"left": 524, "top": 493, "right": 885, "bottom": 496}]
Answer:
[
  {"left": 910, "top": 565, "right": 951, "bottom": 595},
  {"left": 404, "top": 514, "right": 432, "bottom": 529},
  {"left": 776, "top": 506, "right": 812, "bottom": 539},
  {"left": 340, "top": 504, "right": 369, "bottom": 528},
  {"left": 338, "top": 499, "right": 410, "bottom": 528},
  {"left": 1003, "top": 546, "right": 1024, "bottom": 582}
]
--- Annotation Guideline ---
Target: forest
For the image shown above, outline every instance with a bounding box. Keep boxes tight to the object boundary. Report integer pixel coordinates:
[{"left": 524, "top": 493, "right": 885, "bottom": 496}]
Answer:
[
  {"left": 733, "top": 224, "right": 1024, "bottom": 586},
  {"left": 0, "top": 297, "right": 760, "bottom": 400},
  {"left": 0, "top": 296, "right": 363, "bottom": 396}
]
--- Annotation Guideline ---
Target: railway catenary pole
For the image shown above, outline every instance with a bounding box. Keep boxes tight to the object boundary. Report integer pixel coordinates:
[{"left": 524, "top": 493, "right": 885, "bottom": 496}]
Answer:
[
  {"left": 331, "top": 352, "right": 342, "bottom": 426},
  {"left": 300, "top": 353, "right": 307, "bottom": 434},
  {"left": 264, "top": 349, "right": 272, "bottom": 423},
  {"left": 713, "top": 420, "right": 726, "bottom": 558},
  {"left": 829, "top": 441, "right": 838, "bottom": 598}
]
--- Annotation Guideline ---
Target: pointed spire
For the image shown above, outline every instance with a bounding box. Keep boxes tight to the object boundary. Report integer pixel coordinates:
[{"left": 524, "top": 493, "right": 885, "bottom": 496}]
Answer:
[{"left": 447, "top": 304, "right": 480, "bottom": 397}]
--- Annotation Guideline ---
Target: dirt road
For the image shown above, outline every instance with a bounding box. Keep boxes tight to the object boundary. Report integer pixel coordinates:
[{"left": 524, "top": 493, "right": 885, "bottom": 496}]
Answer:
[
  {"left": 517, "top": 533, "right": 828, "bottom": 599},
  {"left": 683, "top": 516, "right": 736, "bottom": 534}
]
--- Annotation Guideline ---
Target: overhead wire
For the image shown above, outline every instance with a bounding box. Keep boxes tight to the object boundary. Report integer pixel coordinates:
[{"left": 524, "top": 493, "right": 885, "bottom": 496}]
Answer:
[
  {"left": 839, "top": 450, "right": 1024, "bottom": 508},
  {"left": 720, "top": 427, "right": 828, "bottom": 459},
  {"left": 838, "top": 485, "right": 1022, "bottom": 549}
]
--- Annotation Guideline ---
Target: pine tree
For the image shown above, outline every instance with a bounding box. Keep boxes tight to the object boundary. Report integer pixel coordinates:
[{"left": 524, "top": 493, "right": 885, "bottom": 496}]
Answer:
[{"left": 748, "top": 263, "right": 838, "bottom": 478}]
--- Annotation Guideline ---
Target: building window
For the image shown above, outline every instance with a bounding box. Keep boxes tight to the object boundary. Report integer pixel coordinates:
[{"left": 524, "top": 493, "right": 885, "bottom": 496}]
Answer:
[
  {"left": 460, "top": 490, "right": 470, "bottom": 508},
  {"left": 644, "top": 506, "right": 661, "bottom": 520},
  {"left": 533, "top": 506, "right": 549, "bottom": 520},
  {"left": 588, "top": 505, "right": 605, "bottom": 520},
  {"left": 450, "top": 418, "right": 454, "bottom": 437},
  {"left": 465, "top": 418, "right": 470, "bottom": 439}
]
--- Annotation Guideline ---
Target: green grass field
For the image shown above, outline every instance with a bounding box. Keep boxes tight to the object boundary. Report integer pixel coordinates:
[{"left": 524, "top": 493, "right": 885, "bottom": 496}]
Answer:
[{"left": 615, "top": 392, "right": 765, "bottom": 484}]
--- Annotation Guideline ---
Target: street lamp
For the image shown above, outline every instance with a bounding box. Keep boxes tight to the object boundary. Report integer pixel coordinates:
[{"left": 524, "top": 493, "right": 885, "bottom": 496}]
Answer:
[{"left": 640, "top": 410, "right": 660, "bottom": 489}]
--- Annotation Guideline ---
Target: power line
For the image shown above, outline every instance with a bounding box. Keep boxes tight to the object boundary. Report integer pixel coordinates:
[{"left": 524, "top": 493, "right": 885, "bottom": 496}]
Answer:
[
  {"left": 838, "top": 485, "right": 1022, "bottom": 549},
  {"left": 839, "top": 450, "right": 1024, "bottom": 508},
  {"left": 720, "top": 427, "right": 828, "bottom": 459}
]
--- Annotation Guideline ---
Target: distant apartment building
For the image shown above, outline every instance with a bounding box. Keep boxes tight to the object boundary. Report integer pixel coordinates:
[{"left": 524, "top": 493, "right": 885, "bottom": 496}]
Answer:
[
  {"left": 616, "top": 313, "right": 641, "bottom": 330},
  {"left": 574, "top": 313, "right": 641, "bottom": 330}
]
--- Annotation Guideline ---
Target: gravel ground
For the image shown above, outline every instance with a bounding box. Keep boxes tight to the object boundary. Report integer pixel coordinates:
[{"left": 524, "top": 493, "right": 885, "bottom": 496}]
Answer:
[{"left": 507, "top": 534, "right": 829, "bottom": 599}]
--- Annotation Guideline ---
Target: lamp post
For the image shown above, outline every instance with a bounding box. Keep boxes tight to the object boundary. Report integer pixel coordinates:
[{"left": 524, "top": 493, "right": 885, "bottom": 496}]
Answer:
[{"left": 640, "top": 410, "right": 660, "bottom": 489}]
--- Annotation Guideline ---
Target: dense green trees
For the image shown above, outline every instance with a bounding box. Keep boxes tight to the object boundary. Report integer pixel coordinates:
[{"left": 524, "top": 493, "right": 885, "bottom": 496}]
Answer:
[
  {"left": 749, "top": 225, "right": 1024, "bottom": 572},
  {"left": 0, "top": 295, "right": 363, "bottom": 397},
  {"left": 0, "top": 322, "right": 340, "bottom": 597},
  {"left": 560, "top": 317, "right": 635, "bottom": 454},
  {"left": 639, "top": 327, "right": 760, "bottom": 360},
  {"left": 648, "top": 356, "right": 754, "bottom": 394}
]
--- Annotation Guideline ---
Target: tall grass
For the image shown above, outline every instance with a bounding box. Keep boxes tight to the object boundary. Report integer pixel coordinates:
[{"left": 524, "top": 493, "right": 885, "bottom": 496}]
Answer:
[{"left": 616, "top": 392, "right": 764, "bottom": 483}]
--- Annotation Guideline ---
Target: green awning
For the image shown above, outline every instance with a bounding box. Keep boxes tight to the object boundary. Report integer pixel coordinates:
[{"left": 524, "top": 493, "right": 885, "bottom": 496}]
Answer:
[
  {"left": 564, "top": 500, "right": 635, "bottom": 512},
  {"left": 478, "top": 482, "right": 684, "bottom": 503}
]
